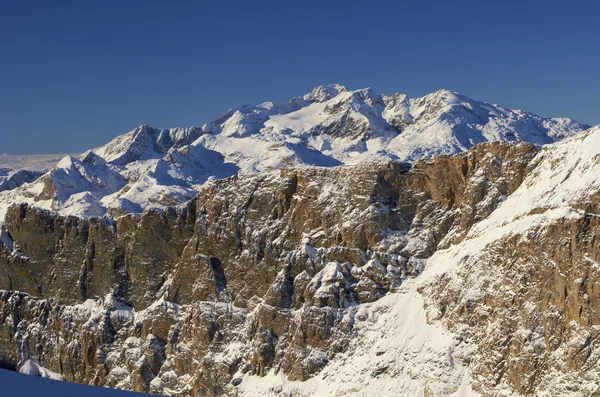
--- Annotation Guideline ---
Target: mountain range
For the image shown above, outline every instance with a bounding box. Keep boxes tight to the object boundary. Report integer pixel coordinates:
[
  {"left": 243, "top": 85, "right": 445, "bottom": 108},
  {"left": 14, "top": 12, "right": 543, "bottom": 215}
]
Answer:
[{"left": 0, "top": 84, "right": 588, "bottom": 220}]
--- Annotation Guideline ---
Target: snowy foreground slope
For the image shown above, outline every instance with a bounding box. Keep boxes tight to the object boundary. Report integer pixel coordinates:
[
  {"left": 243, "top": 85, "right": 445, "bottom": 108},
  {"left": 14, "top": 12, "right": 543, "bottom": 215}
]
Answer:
[
  {"left": 0, "top": 368, "right": 152, "bottom": 397},
  {"left": 0, "top": 85, "right": 588, "bottom": 220}
]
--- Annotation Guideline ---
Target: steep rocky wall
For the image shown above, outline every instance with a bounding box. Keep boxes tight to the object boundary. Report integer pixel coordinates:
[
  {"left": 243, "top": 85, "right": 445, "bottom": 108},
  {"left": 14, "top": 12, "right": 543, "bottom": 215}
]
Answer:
[
  {"left": 0, "top": 202, "right": 197, "bottom": 307},
  {"left": 0, "top": 142, "right": 540, "bottom": 395},
  {"left": 424, "top": 211, "right": 600, "bottom": 396}
]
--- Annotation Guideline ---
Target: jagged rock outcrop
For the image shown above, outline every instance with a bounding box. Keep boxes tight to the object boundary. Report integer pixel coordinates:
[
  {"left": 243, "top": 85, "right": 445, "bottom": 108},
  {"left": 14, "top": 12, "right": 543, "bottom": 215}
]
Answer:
[{"left": 0, "top": 141, "right": 554, "bottom": 396}]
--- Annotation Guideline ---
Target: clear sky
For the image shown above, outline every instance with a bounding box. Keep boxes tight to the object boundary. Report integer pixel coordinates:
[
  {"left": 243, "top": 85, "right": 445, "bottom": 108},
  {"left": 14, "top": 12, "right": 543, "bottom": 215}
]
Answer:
[{"left": 1, "top": 0, "right": 598, "bottom": 154}]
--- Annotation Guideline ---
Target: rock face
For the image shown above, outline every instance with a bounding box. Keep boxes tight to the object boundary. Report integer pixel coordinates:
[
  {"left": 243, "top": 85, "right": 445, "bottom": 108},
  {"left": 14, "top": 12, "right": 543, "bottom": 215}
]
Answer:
[
  {"left": 0, "top": 135, "right": 599, "bottom": 396},
  {"left": 420, "top": 128, "right": 600, "bottom": 396},
  {"left": 426, "top": 215, "right": 600, "bottom": 396}
]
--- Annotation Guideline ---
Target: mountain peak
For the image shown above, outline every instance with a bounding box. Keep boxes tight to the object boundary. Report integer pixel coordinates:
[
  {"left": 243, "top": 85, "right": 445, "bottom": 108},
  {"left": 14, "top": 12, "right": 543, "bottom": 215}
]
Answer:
[
  {"left": 303, "top": 84, "right": 347, "bottom": 103},
  {"left": 56, "top": 155, "right": 77, "bottom": 169},
  {"left": 424, "top": 88, "right": 470, "bottom": 105}
]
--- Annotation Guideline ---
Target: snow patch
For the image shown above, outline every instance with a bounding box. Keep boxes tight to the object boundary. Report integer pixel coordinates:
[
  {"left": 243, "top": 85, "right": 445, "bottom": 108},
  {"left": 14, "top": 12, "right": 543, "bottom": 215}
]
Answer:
[{"left": 19, "top": 359, "right": 63, "bottom": 380}]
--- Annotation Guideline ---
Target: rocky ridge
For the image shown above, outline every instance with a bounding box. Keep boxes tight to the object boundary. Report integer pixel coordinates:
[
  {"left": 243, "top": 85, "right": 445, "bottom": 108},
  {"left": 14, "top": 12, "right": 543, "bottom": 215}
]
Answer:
[{"left": 0, "top": 169, "right": 44, "bottom": 193}]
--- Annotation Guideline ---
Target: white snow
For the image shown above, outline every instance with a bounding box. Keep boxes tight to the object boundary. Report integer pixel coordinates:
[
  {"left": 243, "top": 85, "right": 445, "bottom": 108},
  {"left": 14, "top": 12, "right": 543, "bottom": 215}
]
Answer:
[
  {"left": 1, "top": 367, "right": 152, "bottom": 396},
  {"left": 19, "top": 359, "right": 63, "bottom": 380},
  {"left": 264, "top": 100, "right": 331, "bottom": 135}
]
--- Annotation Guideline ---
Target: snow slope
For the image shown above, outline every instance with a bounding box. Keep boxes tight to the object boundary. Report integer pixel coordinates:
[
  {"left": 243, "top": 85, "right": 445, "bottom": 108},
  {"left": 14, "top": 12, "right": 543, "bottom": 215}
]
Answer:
[
  {"left": 0, "top": 368, "right": 153, "bottom": 397},
  {"left": 0, "top": 85, "right": 589, "bottom": 220},
  {"left": 0, "top": 169, "right": 44, "bottom": 192},
  {"left": 431, "top": 124, "right": 600, "bottom": 279}
]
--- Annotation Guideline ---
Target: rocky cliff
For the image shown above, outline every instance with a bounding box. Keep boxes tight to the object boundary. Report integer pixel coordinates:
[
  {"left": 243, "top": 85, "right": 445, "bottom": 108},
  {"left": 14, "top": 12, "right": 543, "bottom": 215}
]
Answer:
[{"left": 0, "top": 135, "right": 599, "bottom": 396}]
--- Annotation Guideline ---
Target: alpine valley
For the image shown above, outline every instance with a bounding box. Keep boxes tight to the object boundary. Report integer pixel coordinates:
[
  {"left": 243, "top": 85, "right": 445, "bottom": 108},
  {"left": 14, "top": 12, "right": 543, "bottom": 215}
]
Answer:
[{"left": 0, "top": 85, "right": 599, "bottom": 397}]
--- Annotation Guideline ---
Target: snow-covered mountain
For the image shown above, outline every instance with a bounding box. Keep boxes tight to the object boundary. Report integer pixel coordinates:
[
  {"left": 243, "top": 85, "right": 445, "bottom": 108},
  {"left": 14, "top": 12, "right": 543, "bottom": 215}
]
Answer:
[
  {"left": 200, "top": 85, "right": 586, "bottom": 164},
  {"left": 0, "top": 85, "right": 589, "bottom": 220}
]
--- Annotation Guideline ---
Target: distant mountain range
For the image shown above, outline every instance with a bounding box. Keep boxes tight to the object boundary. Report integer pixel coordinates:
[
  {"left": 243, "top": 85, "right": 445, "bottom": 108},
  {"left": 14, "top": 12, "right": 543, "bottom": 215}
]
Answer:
[{"left": 0, "top": 84, "right": 589, "bottom": 220}]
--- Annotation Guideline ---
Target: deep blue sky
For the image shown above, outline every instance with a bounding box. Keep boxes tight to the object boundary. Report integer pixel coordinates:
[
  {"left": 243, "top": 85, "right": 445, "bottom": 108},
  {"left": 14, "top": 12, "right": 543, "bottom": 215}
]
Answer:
[{"left": 1, "top": 0, "right": 598, "bottom": 154}]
